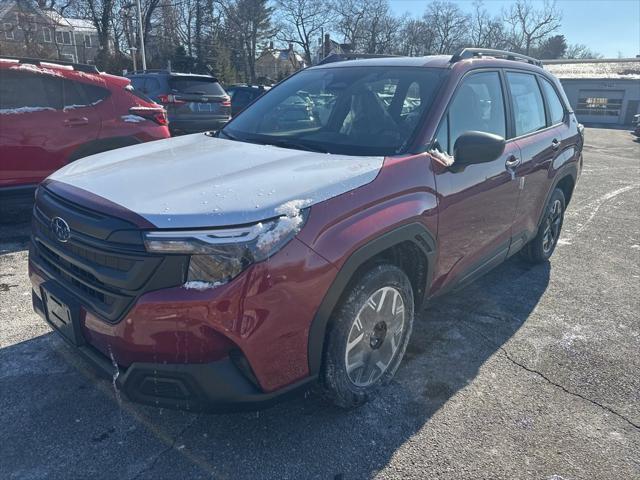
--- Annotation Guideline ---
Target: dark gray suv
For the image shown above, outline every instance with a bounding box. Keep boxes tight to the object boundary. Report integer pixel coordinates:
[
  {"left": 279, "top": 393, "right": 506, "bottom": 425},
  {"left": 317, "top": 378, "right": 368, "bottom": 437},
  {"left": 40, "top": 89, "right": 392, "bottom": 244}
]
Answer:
[{"left": 127, "top": 70, "right": 231, "bottom": 135}]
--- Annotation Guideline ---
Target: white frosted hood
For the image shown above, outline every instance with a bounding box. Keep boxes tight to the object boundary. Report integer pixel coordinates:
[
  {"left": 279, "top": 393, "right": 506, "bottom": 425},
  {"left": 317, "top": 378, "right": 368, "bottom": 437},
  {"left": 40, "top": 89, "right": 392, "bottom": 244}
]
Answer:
[{"left": 49, "top": 134, "right": 384, "bottom": 228}]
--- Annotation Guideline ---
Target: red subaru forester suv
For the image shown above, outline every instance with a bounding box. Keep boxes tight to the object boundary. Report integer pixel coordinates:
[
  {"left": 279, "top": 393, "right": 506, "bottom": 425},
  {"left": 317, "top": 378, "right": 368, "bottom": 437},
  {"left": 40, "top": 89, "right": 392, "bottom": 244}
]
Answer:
[
  {"left": 0, "top": 57, "right": 170, "bottom": 210},
  {"left": 28, "top": 49, "right": 583, "bottom": 411}
]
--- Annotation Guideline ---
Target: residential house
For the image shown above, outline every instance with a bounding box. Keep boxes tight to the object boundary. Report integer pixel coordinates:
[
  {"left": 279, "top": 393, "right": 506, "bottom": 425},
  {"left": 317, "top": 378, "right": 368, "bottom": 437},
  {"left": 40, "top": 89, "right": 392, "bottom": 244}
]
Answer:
[
  {"left": 312, "top": 33, "right": 352, "bottom": 65},
  {"left": 255, "top": 42, "right": 306, "bottom": 83},
  {"left": 0, "top": 0, "right": 100, "bottom": 64}
]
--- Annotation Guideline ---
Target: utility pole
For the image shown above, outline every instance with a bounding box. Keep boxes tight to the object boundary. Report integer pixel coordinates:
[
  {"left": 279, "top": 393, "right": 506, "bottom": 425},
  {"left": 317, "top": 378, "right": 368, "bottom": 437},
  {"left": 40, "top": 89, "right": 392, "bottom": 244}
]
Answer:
[{"left": 135, "top": 0, "right": 147, "bottom": 70}]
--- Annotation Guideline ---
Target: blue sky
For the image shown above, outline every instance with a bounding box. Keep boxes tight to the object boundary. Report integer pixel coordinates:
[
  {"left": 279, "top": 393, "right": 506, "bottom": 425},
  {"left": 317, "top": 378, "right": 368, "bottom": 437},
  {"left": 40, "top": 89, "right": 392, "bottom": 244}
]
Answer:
[{"left": 389, "top": 0, "right": 640, "bottom": 58}]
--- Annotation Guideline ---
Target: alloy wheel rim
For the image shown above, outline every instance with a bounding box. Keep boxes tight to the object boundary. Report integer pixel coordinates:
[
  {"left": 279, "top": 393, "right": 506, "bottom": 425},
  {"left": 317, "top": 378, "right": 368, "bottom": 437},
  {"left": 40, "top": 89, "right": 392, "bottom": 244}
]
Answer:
[
  {"left": 542, "top": 199, "right": 563, "bottom": 253},
  {"left": 345, "top": 287, "right": 405, "bottom": 387}
]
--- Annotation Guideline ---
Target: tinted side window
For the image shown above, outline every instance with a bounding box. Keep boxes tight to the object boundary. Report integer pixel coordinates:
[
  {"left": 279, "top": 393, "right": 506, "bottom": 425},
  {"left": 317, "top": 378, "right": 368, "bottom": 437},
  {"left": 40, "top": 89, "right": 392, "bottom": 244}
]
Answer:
[
  {"left": 63, "top": 79, "right": 88, "bottom": 107},
  {"left": 82, "top": 83, "right": 110, "bottom": 103},
  {"left": 448, "top": 71, "right": 506, "bottom": 151},
  {"left": 540, "top": 77, "right": 565, "bottom": 125},
  {"left": 0, "top": 70, "right": 62, "bottom": 110},
  {"left": 506, "top": 72, "right": 546, "bottom": 136}
]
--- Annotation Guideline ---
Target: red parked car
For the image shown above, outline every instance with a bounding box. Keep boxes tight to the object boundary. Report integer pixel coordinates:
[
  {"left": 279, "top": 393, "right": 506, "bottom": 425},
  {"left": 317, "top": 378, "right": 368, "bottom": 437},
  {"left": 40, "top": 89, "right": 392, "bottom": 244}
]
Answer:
[
  {"left": 28, "top": 49, "right": 583, "bottom": 411},
  {"left": 0, "top": 57, "right": 170, "bottom": 209}
]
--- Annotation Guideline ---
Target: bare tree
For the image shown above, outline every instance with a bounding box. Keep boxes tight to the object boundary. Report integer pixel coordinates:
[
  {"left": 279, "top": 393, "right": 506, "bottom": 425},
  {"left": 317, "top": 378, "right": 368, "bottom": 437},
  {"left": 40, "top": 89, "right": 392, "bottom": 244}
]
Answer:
[
  {"left": 503, "top": 0, "right": 561, "bottom": 55},
  {"left": 74, "top": 0, "right": 116, "bottom": 56},
  {"left": 335, "top": 0, "right": 400, "bottom": 54},
  {"left": 565, "top": 43, "right": 602, "bottom": 59},
  {"left": 423, "top": 1, "right": 470, "bottom": 54},
  {"left": 276, "top": 0, "right": 334, "bottom": 64},
  {"left": 470, "top": 0, "right": 506, "bottom": 49},
  {"left": 397, "top": 18, "right": 433, "bottom": 56}
]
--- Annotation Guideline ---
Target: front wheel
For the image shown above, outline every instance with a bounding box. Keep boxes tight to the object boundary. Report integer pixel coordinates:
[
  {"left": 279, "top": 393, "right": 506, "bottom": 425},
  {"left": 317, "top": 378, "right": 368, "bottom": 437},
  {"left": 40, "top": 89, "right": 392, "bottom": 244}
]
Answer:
[
  {"left": 522, "top": 188, "right": 566, "bottom": 263},
  {"left": 321, "top": 264, "right": 414, "bottom": 409}
]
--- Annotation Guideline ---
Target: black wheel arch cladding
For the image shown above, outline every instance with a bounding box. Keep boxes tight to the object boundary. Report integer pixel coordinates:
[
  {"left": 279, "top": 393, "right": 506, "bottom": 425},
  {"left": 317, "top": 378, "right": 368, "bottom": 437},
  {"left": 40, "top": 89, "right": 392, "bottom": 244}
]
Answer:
[{"left": 307, "top": 222, "right": 436, "bottom": 376}]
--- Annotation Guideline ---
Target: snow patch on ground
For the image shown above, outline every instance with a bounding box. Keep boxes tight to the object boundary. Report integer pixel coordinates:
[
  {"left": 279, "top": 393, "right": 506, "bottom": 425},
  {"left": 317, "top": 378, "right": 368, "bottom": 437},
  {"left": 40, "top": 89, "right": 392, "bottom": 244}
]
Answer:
[
  {"left": 256, "top": 199, "right": 310, "bottom": 251},
  {"left": 121, "top": 114, "right": 145, "bottom": 123},
  {"left": 183, "top": 280, "right": 224, "bottom": 291},
  {"left": 557, "top": 238, "right": 572, "bottom": 246},
  {"left": 0, "top": 106, "right": 55, "bottom": 115}
]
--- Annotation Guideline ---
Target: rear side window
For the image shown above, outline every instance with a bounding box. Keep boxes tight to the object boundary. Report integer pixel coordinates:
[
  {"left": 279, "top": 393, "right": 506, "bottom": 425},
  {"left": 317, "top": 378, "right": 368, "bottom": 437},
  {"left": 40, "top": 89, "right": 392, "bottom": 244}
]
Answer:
[
  {"left": 506, "top": 72, "right": 546, "bottom": 136},
  {"left": 0, "top": 70, "right": 62, "bottom": 110},
  {"left": 446, "top": 71, "right": 506, "bottom": 152},
  {"left": 540, "top": 77, "right": 565, "bottom": 125},
  {"left": 169, "top": 77, "right": 225, "bottom": 96},
  {"left": 63, "top": 79, "right": 87, "bottom": 106}
]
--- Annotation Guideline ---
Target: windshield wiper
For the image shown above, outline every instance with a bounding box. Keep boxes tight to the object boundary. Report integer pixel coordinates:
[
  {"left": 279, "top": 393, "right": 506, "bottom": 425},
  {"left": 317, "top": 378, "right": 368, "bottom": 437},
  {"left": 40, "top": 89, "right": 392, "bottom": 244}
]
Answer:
[{"left": 263, "top": 139, "right": 328, "bottom": 154}]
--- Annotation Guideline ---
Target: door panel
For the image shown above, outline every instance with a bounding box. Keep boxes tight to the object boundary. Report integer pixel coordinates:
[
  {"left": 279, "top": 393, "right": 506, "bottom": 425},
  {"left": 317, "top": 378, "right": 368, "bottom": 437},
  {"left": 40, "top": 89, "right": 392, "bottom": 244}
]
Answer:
[
  {"left": 0, "top": 71, "right": 102, "bottom": 188},
  {"left": 429, "top": 71, "right": 521, "bottom": 293},
  {"left": 507, "top": 72, "right": 570, "bottom": 244},
  {"left": 0, "top": 70, "right": 66, "bottom": 187}
]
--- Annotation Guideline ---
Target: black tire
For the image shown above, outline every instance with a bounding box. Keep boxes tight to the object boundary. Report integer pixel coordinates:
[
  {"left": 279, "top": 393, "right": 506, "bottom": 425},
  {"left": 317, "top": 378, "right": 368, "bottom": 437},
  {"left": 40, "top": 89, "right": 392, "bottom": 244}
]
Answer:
[
  {"left": 321, "top": 264, "right": 414, "bottom": 409},
  {"left": 522, "top": 188, "right": 566, "bottom": 263}
]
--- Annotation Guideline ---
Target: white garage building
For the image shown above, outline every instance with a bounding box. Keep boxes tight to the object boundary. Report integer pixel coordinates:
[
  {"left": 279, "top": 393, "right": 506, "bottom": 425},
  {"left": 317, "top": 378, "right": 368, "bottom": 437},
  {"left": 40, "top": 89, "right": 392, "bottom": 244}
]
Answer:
[{"left": 544, "top": 58, "right": 640, "bottom": 125}]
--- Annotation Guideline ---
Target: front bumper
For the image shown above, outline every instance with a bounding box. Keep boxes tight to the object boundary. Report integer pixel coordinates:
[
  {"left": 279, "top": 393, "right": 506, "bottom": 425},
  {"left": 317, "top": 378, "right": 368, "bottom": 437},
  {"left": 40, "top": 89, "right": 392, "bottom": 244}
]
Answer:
[{"left": 32, "top": 287, "right": 314, "bottom": 412}]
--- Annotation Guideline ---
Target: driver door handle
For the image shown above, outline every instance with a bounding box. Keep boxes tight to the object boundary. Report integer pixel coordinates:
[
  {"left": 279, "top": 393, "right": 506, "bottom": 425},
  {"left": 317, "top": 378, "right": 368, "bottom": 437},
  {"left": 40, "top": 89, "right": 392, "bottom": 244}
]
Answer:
[
  {"left": 64, "top": 117, "right": 89, "bottom": 127},
  {"left": 505, "top": 155, "right": 520, "bottom": 169}
]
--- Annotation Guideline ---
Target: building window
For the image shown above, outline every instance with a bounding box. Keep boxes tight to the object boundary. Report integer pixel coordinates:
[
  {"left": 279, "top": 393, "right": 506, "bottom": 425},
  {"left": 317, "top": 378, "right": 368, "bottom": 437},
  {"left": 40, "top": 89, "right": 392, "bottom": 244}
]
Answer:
[
  {"left": 43, "top": 26, "right": 52, "bottom": 42},
  {"left": 55, "top": 30, "right": 73, "bottom": 45},
  {"left": 60, "top": 53, "right": 76, "bottom": 63},
  {"left": 576, "top": 97, "right": 623, "bottom": 117},
  {"left": 84, "top": 35, "right": 92, "bottom": 47},
  {"left": 3, "top": 24, "right": 13, "bottom": 39}
]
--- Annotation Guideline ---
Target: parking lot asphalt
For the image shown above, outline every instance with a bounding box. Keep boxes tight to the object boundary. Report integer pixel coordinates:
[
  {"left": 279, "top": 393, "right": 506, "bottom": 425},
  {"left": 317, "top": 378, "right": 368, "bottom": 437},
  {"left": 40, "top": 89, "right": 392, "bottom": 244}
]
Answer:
[{"left": 1, "top": 128, "right": 639, "bottom": 480}]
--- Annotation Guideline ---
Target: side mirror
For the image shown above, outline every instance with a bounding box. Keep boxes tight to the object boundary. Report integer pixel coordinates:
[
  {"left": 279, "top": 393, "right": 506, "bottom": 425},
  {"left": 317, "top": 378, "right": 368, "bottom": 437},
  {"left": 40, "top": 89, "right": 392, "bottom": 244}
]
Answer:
[{"left": 453, "top": 131, "right": 506, "bottom": 168}]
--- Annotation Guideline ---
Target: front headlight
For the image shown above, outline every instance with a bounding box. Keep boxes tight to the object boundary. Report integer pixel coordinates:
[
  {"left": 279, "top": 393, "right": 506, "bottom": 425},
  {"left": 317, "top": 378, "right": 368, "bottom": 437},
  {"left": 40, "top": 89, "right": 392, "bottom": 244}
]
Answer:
[{"left": 143, "top": 207, "right": 308, "bottom": 287}]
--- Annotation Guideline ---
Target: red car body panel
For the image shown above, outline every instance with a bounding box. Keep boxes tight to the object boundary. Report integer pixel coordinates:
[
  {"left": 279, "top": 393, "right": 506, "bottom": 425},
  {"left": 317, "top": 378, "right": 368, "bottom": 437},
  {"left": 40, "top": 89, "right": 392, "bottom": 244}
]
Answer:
[{"left": 0, "top": 59, "right": 170, "bottom": 191}]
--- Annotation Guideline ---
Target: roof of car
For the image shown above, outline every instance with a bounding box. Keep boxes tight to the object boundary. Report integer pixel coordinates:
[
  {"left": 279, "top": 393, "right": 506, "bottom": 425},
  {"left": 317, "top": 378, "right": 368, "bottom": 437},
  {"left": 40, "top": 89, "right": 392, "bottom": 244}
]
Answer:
[
  {"left": 127, "top": 70, "right": 216, "bottom": 79},
  {"left": 311, "top": 50, "right": 546, "bottom": 72},
  {"left": 311, "top": 55, "right": 453, "bottom": 69}
]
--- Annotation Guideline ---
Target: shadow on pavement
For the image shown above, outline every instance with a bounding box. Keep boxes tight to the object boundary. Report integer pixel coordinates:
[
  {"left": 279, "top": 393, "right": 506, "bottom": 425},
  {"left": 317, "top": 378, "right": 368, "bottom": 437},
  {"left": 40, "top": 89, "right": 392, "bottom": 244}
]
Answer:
[{"left": 0, "top": 253, "right": 551, "bottom": 479}]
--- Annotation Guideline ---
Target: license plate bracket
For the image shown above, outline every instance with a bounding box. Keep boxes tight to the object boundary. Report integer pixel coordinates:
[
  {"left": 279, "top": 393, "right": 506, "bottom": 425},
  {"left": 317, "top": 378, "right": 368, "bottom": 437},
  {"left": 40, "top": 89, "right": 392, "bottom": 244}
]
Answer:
[{"left": 41, "top": 282, "right": 84, "bottom": 346}]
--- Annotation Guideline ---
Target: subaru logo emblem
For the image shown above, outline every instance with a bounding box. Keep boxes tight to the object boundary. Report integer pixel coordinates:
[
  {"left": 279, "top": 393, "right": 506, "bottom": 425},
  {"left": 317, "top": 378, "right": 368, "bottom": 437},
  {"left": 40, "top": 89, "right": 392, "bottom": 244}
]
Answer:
[{"left": 51, "top": 217, "right": 71, "bottom": 243}]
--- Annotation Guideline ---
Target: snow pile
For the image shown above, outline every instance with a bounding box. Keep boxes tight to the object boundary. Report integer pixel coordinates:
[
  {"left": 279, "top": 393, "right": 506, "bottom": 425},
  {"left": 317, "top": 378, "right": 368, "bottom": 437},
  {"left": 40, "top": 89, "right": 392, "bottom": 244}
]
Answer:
[
  {"left": 0, "top": 106, "right": 55, "bottom": 115},
  {"left": 256, "top": 199, "right": 310, "bottom": 251},
  {"left": 10, "top": 63, "right": 63, "bottom": 77},
  {"left": 121, "top": 114, "right": 145, "bottom": 123},
  {"left": 64, "top": 104, "right": 89, "bottom": 111},
  {"left": 429, "top": 148, "right": 454, "bottom": 167},
  {"left": 184, "top": 280, "right": 224, "bottom": 291}
]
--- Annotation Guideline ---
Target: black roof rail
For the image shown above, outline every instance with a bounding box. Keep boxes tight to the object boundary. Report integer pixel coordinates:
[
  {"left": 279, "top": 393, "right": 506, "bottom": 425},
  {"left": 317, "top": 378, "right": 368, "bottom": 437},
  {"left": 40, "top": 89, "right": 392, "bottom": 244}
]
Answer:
[
  {"left": 0, "top": 56, "right": 99, "bottom": 73},
  {"left": 318, "top": 53, "right": 399, "bottom": 65},
  {"left": 450, "top": 48, "right": 543, "bottom": 67}
]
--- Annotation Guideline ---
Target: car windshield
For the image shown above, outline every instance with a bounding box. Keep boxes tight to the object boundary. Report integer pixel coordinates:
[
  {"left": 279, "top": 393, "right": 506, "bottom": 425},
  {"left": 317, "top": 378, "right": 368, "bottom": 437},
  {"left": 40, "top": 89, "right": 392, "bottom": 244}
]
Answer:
[{"left": 221, "top": 66, "right": 446, "bottom": 156}]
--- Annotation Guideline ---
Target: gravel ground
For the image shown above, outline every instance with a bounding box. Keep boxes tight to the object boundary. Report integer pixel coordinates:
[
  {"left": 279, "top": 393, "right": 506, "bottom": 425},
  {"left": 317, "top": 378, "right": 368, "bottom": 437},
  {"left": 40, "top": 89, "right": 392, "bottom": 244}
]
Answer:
[{"left": 1, "top": 128, "right": 638, "bottom": 480}]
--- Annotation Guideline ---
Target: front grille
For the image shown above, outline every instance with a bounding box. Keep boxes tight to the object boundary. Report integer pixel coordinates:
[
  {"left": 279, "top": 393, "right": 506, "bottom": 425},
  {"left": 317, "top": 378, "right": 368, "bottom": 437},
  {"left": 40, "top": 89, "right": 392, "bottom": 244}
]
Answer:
[
  {"left": 31, "top": 186, "right": 188, "bottom": 323},
  {"left": 36, "top": 240, "right": 110, "bottom": 305}
]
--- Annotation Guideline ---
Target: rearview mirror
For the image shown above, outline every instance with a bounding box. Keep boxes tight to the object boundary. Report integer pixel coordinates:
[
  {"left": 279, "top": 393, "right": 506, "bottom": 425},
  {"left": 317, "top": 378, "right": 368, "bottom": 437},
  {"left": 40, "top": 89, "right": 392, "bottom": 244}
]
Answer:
[{"left": 453, "top": 131, "right": 506, "bottom": 168}]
